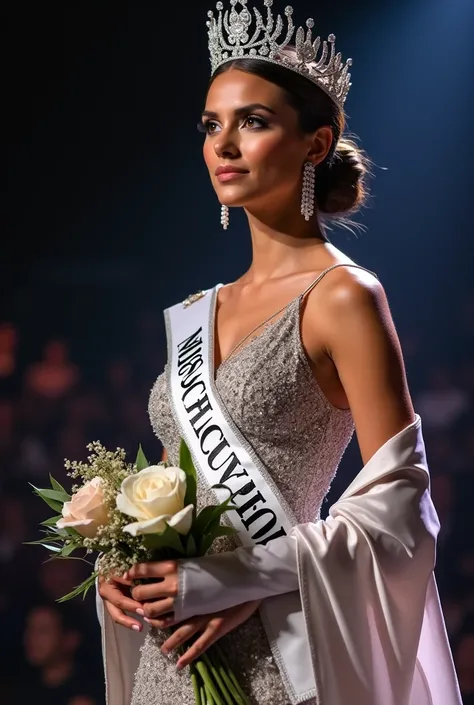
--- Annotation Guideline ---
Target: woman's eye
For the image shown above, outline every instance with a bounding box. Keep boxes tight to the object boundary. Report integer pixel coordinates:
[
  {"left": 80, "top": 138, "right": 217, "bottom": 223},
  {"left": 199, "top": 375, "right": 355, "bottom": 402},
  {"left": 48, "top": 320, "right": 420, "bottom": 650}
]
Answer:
[
  {"left": 197, "top": 120, "right": 220, "bottom": 134},
  {"left": 243, "top": 115, "right": 267, "bottom": 129}
]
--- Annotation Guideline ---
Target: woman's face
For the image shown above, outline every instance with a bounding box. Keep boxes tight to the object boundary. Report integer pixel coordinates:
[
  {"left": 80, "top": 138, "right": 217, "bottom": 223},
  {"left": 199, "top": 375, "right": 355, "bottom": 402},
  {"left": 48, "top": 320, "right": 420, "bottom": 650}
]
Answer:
[{"left": 201, "top": 68, "right": 329, "bottom": 212}]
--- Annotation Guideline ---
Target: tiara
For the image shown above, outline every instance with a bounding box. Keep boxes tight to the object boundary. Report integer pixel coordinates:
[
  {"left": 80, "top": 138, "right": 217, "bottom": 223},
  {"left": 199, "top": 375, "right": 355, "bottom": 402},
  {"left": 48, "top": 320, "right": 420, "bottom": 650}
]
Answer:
[{"left": 207, "top": 0, "right": 352, "bottom": 109}]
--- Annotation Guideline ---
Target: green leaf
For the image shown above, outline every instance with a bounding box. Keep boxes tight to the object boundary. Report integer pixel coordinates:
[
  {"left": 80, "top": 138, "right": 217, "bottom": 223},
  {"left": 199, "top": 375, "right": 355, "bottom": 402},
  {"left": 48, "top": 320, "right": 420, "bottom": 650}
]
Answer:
[
  {"left": 41, "top": 543, "right": 62, "bottom": 553},
  {"left": 196, "top": 525, "right": 236, "bottom": 556},
  {"left": 25, "top": 534, "right": 63, "bottom": 546},
  {"left": 179, "top": 440, "right": 197, "bottom": 512},
  {"left": 135, "top": 444, "right": 149, "bottom": 472},
  {"left": 57, "top": 571, "right": 99, "bottom": 603},
  {"left": 193, "top": 494, "right": 238, "bottom": 539},
  {"left": 193, "top": 506, "right": 219, "bottom": 537},
  {"left": 49, "top": 475, "right": 70, "bottom": 498},
  {"left": 40, "top": 515, "right": 63, "bottom": 527},
  {"left": 141, "top": 524, "right": 185, "bottom": 555},
  {"left": 185, "top": 533, "right": 197, "bottom": 557},
  {"left": 209, "top": 525, "right": 237, "bottom": 539},
  {"left": 34, "top": 487, "right": 70, "bottom": 503},
  {"left": 30, "top": 485, "right": 63, "bottom": 513},
  {"left": 60, "top": 542, "right": 80, "bottom": 557}
]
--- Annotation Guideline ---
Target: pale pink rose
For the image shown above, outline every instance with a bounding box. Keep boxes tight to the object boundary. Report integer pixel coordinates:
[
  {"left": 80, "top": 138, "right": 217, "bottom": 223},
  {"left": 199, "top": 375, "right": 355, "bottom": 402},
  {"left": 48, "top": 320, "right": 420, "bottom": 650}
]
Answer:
[{"left": 57, "top": 477, "right": 109, "bottom": 538}]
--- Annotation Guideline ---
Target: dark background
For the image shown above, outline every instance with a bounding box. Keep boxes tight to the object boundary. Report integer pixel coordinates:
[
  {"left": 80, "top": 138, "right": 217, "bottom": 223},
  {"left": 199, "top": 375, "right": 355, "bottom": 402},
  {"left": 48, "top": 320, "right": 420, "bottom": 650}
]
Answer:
[{"left": 2, "top": 1, "right": 474, "bottom": 703}]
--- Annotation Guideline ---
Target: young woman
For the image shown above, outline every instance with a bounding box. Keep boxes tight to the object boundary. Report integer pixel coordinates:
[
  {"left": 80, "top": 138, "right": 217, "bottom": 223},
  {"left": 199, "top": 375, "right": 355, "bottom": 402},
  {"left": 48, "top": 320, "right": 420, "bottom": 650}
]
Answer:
[{"left": 97, "top": 2, "right": 461, "bottom": 703}]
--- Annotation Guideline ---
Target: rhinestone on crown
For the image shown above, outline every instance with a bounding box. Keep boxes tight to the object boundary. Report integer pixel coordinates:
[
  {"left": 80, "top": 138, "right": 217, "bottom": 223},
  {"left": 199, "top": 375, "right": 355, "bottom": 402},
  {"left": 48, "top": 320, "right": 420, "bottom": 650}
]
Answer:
[{"left": 207, "top": 0, "right": 352, "bottom": 109}]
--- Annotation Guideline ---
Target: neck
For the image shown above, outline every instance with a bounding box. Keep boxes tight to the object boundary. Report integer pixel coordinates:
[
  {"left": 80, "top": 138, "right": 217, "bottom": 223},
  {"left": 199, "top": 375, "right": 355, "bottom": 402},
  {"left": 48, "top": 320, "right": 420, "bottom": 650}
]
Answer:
[
  {"left": 42, "top": 657, "right": 74, "bottom": 687},
  {"left": 242, "top": 202, "right": 327, "bottom": 284}
]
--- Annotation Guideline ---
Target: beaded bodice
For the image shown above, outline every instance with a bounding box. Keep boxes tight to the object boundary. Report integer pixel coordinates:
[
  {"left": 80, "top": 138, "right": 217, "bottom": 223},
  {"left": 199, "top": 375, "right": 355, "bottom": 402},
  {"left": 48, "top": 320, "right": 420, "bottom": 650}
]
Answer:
[{"left": 148, "top": 289, "right": 354, "bottom": 525}]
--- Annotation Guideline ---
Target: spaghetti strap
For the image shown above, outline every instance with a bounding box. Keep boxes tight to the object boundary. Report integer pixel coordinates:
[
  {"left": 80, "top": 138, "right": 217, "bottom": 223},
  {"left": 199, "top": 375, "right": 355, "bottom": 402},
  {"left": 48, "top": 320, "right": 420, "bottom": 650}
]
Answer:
[{"left": 300, "top": 263, "right": 377, "bottom": 300}]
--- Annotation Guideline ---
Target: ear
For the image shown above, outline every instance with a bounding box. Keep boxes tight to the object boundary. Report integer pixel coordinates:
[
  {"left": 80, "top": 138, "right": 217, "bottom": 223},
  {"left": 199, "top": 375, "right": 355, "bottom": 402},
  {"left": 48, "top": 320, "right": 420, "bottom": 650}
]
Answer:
[{"left": 306, "top": 126, "right": 333, "bottom": 167}]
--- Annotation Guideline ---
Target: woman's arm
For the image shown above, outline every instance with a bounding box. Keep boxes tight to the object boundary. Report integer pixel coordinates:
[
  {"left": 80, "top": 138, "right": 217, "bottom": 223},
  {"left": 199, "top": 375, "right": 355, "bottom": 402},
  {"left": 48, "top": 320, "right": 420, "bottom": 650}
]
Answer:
[{"left": 308, "top": 266, "right": 415, "bottom": 464}]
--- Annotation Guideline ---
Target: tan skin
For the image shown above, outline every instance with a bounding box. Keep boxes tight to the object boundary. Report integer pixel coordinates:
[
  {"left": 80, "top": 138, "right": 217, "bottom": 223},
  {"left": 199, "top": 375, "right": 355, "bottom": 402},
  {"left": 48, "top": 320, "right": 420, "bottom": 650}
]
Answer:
[{"left": 99, "top": 68, "right": 415, "bottom": 670}]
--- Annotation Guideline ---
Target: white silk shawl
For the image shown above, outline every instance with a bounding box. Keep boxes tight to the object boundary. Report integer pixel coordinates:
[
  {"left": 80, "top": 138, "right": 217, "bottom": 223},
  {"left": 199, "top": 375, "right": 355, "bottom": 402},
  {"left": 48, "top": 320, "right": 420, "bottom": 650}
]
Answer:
[
  {"left": 294, "top": 416, "right": 461, "bottom": 705},
  {"left": 96, "top": 416, "right": 461, "bottom": 705}
]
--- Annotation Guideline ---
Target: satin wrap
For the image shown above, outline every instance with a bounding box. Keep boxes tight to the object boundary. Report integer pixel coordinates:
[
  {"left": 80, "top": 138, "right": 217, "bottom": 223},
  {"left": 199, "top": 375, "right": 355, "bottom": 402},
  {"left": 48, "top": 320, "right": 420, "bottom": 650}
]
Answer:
[{"left": 96, "top": 416, "right": 461, "bottom": 704}]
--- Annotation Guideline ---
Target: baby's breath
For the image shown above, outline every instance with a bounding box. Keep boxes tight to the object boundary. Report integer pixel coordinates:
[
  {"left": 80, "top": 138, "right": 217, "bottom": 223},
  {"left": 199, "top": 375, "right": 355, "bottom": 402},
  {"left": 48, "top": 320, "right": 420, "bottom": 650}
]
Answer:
[{"left": 64, "top": 442, "right": 149, "bottom": 579}]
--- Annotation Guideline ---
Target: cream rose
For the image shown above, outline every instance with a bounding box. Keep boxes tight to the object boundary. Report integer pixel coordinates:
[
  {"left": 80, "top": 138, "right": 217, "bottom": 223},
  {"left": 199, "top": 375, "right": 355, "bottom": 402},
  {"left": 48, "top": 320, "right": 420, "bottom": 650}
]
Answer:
[
  {"left": 116, "top": 465, "right": 193, "bottom": 537},
  {"left": 57, "top": 477, "right": 109, "bottom": 538}
]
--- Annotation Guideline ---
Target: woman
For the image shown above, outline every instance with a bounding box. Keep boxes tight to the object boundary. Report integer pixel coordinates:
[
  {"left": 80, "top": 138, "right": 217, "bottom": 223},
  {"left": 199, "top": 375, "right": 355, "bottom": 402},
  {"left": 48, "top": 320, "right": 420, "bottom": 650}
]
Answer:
[{"left": 98, "top": 2, "right": 461, "bottom": 703}]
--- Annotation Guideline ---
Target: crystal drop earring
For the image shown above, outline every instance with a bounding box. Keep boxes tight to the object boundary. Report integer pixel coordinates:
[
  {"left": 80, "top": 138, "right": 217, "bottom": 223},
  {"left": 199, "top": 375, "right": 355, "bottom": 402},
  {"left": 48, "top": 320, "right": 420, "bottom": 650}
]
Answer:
[
  {"left": 301, "top": 162, "right": 315, "bottom": 221},
  {"left": 221, "top": 204, "right": 229, "bottom": 230}
]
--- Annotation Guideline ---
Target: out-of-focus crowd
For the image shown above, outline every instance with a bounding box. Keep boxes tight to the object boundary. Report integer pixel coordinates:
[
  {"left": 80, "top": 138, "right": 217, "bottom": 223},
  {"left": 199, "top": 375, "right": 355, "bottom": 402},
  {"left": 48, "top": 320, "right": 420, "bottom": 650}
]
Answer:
[{"left": 0, "top": 296, "right": 473, "bottom": 704}]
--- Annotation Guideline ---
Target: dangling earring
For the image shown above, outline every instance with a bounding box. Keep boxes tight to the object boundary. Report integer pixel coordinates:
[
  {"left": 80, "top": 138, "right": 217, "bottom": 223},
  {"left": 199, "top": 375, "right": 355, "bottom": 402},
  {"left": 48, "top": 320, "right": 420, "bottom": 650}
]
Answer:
[
  {"left": 220, "top": 204, "right": 229, "bottom": 230},
  {"left": 301, "top": 162, "right": 315, "bottom": 221}
]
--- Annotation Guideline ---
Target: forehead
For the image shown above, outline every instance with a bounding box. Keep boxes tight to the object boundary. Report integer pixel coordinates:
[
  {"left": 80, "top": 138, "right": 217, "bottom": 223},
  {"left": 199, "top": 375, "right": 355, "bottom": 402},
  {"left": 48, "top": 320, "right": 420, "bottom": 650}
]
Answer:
[{"left": 205, "top": 68, "right": 286, "bottom": 110}]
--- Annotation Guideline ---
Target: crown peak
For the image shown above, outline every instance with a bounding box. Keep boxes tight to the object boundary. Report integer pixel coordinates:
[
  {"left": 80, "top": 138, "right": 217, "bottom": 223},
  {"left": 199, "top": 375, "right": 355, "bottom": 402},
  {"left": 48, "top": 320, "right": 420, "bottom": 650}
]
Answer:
[{"left": 207, "top": 0, "right": 352, "bottom": 108}]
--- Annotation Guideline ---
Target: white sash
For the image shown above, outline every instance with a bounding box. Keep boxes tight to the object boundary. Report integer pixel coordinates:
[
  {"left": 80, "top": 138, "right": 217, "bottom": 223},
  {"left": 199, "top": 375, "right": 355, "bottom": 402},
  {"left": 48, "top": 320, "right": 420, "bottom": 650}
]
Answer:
[{"left": 166, "top": 285, "right": 316, "bottom": 704}]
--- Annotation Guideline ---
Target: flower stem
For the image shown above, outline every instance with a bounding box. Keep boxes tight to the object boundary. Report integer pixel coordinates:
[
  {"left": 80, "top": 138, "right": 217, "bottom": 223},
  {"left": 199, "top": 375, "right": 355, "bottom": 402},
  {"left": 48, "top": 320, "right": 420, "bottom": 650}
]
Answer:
[
  {"left": 191, "top": 664, "right": 202, "bottom": 705},
  {"left": 195, "top": 659, "right": 225, "bottom": 705},
  {"left": 202, "top": 652, "right": 234, "bottom": 705},
  {"left": 214, "top": 644, "right": 250, "bottom": 704},
  {"left": 204, "top": 682, "right": 216, "bottom": 704}
]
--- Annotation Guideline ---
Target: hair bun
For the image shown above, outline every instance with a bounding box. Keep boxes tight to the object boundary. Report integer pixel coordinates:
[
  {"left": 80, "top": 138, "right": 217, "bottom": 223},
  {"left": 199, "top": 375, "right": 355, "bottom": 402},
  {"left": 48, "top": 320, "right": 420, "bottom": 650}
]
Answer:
[{"left": 315, "top": 139, "right": 369, "bottom": 216}]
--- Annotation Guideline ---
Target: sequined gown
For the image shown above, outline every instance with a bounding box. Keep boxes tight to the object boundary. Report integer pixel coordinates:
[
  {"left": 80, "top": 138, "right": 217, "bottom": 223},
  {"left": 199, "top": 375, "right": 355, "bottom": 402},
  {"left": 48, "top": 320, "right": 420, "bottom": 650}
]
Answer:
[{"left": 131, "top": 287, "right": 354, "bottom": 705}]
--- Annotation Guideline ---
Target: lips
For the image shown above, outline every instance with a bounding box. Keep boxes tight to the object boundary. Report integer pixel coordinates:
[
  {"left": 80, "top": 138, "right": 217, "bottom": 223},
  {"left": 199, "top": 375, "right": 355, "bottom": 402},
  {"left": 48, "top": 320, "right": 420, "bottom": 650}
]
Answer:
[{"left": 215, "top": 165, "right": 248, "bottom": 176}]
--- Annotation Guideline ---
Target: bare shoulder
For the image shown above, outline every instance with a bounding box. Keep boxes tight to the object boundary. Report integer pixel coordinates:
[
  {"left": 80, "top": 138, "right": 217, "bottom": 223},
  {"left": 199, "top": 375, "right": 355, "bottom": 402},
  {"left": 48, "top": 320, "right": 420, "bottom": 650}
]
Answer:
[{"left": 307, "top": 264, "right": 387, "bottom": 331}]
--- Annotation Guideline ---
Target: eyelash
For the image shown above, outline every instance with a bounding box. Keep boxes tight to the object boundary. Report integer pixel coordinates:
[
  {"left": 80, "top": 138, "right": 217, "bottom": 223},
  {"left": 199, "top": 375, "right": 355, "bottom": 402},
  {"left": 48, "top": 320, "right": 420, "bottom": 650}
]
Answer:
[{"left": 197, "top": 115, "right": 268, "bottom": 134}]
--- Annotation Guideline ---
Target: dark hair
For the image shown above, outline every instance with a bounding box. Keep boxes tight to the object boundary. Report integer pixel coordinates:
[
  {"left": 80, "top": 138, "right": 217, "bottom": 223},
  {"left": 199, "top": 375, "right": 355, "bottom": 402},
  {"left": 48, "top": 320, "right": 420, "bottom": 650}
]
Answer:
[{"left": 210, "top": 57, "right": 369, "bottom": 217}]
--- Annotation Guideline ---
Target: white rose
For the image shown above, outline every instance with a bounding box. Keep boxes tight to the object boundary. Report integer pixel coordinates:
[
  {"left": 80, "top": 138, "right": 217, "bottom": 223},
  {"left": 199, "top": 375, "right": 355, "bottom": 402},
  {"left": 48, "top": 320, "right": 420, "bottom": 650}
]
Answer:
[
  {"left": 57, "top": 477, "right": 109, "bottom": 538},
  {"left": 116, "top": 465, "right": 193, "bottom": 537}
]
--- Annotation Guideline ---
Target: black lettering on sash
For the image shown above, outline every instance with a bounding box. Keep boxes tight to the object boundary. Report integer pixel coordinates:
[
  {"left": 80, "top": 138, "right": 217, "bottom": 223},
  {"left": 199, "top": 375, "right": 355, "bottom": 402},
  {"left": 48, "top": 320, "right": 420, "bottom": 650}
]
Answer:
[
  {"left": 178, "top": 328, "right": 203, "bottom": 354},
  {"left": 237, "top": 490, "right": 267, "bottom": 518},
  {"left": 186, "top": 394, "right": 212, "bottom": 430},
  {"left": 242, "top": 508, "right": 278, "bottom": 541},
  {"left": 181, "top": 380, "right": 206, "bottom": 406},
  {"left": 200, "top": 424, "right": 224, "bottom": 454}
]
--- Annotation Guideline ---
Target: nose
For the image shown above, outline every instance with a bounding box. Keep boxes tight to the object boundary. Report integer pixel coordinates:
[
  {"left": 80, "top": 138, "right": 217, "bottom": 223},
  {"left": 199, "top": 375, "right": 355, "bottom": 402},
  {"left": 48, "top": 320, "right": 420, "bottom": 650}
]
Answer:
[{"left": 213, "top": 130, "right": 240, "bottom": 159}]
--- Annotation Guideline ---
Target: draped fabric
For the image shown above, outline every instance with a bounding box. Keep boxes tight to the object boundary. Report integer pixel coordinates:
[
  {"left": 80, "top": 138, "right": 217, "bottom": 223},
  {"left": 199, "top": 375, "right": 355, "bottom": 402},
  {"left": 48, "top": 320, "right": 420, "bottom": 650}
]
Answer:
[{"left": 295, "top": 416, "right": 461, "bottom": 705}]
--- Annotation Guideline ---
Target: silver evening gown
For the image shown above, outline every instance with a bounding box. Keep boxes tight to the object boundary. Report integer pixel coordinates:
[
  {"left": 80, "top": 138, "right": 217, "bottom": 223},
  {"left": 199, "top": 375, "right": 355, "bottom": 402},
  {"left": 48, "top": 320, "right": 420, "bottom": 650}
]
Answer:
[{"left": 131, "top": 285, "right": 354, "bottom": 705}]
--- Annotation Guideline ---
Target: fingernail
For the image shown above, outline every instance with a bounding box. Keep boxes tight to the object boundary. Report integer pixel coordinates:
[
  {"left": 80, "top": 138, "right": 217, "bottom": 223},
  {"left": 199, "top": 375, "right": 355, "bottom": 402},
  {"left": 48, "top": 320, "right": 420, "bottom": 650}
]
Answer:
[
  {"left": 144, "top": 617, "right": 151, "bottom": 623},
  {"left": 132, "top": 624, "right": 141, "bottom": 632},
  {"left": 161, "top": 647, "right": 168, "bottom": 655},
  {"left": 136, "top": 608, "right": 145, "bottom": 617},
  {"left": 123, "top": 572, "right": 129, "bottom": 580}
]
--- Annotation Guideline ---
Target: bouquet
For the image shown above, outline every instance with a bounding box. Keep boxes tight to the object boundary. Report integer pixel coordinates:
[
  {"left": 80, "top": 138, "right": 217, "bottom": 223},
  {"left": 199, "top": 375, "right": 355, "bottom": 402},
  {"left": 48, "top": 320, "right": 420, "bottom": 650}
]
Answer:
[{"left": 30, "top": 440, "right": 250, "bottom": 705}]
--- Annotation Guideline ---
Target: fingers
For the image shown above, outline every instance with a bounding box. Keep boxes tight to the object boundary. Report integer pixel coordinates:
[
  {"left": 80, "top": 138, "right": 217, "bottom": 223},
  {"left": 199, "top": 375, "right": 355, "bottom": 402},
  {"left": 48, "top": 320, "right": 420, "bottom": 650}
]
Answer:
[
  {"left": 99, "top": 579, "right": 142, "bottom": 614},
  {"left": 127, "top": 561, "right": 177, "bottom": 581},
  {"left": 142, "top": 597, "right": 175, "bottom": 619},
  {"left": 104, "top": 600, "right": 143, "bottom": 632},
  {"left": 131, "top": 577, "right": 177, "bottom": 602},
  {"left": 161, "top": 619, "right": 204, "bottom": 655},
  {"left": 176, "top": 618, "right": 223, "bottom": 670}
]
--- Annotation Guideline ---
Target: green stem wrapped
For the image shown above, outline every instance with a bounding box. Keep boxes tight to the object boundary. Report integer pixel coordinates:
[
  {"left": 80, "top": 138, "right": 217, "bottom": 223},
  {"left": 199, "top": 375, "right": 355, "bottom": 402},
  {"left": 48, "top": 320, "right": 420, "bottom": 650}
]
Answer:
[
  {"left": 202, "top": 652, "right": 235, "bottom": 705},
  {"left": 191, "top": 664, "right": 202, "bottom": 705},
  {"left": 195, "top": 659, "right": 225, "bottom": 705},
  {"left": 214, "top": 645, "right": 250, "bottom": 704}
]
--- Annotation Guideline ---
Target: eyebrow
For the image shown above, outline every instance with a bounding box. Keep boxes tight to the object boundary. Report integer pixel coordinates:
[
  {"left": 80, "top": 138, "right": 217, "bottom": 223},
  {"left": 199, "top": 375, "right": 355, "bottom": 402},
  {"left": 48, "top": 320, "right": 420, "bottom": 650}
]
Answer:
[{"left": 201, "top": 103, "right": 276, "bottom": 119}]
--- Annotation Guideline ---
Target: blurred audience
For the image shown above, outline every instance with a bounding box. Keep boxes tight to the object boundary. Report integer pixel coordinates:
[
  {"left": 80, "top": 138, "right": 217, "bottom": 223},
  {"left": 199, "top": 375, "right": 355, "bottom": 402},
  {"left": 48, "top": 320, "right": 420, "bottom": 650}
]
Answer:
[{"left": 0, "top": 300, "right": 472, "bottom": 703}]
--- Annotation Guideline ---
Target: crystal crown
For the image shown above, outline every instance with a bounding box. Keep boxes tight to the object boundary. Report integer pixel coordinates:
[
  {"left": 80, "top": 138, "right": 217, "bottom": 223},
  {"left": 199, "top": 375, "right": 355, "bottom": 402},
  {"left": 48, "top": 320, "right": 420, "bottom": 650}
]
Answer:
[{"left": 207, "top": 0, "right": 352, "bottom": 109}]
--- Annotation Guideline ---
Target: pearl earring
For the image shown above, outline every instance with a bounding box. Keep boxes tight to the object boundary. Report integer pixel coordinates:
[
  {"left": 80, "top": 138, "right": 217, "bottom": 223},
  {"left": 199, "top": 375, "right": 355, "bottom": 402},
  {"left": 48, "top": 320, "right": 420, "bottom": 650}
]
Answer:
[
  {"left": 221, "top": 204, "right": 229, "bottom": 230},
  {"left": 301, "top": 162, "right": 315, "bottom": 221}
]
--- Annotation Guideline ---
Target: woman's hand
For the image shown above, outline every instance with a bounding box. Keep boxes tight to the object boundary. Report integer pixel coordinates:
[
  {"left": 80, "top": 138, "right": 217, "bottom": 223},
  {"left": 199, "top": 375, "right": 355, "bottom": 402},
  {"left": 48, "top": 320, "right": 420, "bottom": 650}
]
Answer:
[
  {"left": 98, "top": 574, "right": 144, "bottom": 632},
  {"left": 128, "top": 561, "right": 179, "bottom": 620},
  {"left": 149, "top": 599, "right": 262, "bottom": 670}
]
